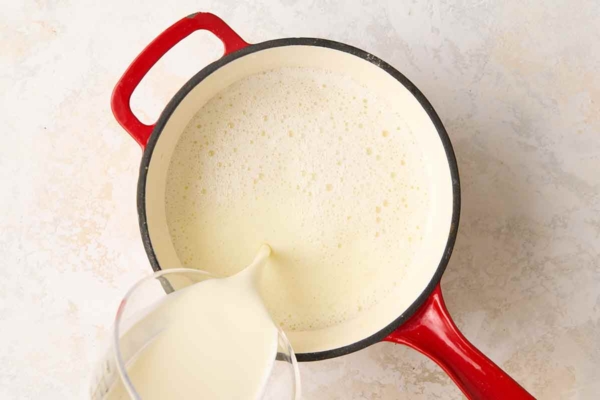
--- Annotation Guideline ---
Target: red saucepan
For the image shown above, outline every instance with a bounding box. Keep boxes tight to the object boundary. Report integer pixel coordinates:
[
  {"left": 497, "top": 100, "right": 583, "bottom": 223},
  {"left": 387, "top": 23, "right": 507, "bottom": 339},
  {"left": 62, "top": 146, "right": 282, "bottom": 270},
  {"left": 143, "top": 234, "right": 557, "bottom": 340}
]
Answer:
[{"left": 112, "top": 12, "right": 535, "bottom": 399}]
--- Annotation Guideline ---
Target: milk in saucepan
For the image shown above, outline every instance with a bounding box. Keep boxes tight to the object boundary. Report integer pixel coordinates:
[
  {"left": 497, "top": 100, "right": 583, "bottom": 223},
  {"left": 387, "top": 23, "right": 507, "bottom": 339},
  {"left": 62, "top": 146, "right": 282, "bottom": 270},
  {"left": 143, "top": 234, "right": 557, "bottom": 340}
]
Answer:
[{"left": 165, "top": 67, "right": 430, "bottom": 333}]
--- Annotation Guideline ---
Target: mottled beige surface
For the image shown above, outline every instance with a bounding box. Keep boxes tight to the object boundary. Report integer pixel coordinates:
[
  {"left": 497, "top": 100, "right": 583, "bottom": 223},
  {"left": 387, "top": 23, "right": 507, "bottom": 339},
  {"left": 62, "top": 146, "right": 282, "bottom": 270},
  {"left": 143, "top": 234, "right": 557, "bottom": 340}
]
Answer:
[{"left": 1, "top": 0, "right": 599, "bottom": 399}]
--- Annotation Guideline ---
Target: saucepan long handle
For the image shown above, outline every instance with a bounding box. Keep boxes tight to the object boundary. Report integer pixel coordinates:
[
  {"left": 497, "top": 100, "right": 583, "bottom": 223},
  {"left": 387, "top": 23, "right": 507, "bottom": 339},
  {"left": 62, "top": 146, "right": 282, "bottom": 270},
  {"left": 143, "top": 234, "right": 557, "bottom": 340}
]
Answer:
[
  {"left": 111, "top": 12, "right": 249, "bottom": 148},
  {"left": 385, "top": 284, "right": 535, "bottom": 400}
]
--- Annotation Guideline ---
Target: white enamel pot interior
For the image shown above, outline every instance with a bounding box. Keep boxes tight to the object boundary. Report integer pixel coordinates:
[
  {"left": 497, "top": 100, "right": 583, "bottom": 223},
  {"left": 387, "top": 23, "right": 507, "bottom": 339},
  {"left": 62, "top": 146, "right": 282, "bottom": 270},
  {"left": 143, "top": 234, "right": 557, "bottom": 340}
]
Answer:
[{"left": 149, "top": 45, "right": 457, "bottom": 355}]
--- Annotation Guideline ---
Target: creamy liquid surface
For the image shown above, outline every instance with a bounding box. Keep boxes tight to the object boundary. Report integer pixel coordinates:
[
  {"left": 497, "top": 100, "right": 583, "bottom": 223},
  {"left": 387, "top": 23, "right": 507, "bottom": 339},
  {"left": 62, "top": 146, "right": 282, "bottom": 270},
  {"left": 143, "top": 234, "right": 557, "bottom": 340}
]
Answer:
[
  {"left": 106, "top": 252, "right": 279, "bottom": 399},
  {"left": 166, "top": 67, "right": 431, "bottom": 332}
]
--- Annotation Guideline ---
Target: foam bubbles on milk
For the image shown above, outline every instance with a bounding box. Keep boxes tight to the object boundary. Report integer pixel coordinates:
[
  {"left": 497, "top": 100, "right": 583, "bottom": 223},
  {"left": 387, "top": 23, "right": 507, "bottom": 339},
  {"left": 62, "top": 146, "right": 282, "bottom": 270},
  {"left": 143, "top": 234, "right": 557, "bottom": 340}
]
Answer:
[{"left": 166, "top": 67, "right": 430, "bottom": 332}]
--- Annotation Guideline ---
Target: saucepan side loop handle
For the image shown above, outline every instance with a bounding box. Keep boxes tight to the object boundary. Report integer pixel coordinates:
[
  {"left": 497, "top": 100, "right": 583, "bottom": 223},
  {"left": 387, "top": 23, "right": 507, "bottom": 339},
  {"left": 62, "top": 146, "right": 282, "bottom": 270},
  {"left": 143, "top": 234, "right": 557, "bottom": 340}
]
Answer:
[
  {"left": 385, "top": 284, "right": 536, "bottom": 400},
  {"left": 111, "top": 12, "right": 249, "bottom": 148}
]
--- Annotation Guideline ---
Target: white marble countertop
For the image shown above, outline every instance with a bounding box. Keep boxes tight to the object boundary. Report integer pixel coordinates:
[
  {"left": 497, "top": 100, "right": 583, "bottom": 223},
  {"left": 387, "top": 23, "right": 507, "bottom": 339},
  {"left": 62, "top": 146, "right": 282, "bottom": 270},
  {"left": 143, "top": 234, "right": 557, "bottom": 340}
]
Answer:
[{"left": 1, "top": 1, "right": 599, "bottom": 399}]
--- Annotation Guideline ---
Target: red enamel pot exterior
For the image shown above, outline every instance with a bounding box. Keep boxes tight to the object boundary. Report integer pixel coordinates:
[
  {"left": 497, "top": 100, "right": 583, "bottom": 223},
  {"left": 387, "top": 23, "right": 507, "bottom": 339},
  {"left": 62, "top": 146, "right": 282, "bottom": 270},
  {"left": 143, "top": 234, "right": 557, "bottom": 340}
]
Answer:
[
  {"left": 111, "top": 12, "right": 536, "bottom": 400},
  {"left": 387, "top": 284, "right": 534, "bottom": 399},
  {"left": 111, "top": 12, "right": 249, "bottom": 148}
]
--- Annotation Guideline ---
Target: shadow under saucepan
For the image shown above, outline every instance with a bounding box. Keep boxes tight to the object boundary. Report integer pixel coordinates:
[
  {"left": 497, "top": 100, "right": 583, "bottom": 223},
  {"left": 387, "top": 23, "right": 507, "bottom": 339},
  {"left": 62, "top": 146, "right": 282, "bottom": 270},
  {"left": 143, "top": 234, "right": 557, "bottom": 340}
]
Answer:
[
  {"left": 438, "top": 103, "right": 575, "bottom": 398},
  {"left": 298, "top": 89, "right": 551, "bottom": 400}
]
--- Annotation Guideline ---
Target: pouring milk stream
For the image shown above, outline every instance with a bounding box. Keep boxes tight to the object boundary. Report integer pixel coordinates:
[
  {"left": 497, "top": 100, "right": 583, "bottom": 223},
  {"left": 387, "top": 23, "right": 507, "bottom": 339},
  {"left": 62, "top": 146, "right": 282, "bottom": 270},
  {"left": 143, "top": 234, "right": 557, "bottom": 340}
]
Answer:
[{"left": 100, "top": 245, "right": 288, "bottom": 399}]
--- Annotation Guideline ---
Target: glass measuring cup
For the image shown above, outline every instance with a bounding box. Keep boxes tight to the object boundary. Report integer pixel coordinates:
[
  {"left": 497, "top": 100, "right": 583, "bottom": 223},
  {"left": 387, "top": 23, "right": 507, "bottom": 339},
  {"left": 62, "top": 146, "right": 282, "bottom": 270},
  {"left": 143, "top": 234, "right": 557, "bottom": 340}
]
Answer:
[{"left": 89, "top": 268, "right": 300, "bottom": 399}]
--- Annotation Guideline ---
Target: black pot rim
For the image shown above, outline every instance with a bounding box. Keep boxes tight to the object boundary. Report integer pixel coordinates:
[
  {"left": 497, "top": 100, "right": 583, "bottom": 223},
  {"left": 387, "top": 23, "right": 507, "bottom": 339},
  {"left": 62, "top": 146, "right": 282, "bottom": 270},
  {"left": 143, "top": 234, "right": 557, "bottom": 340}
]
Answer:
[{"left": 137, "top": 37, "right": 461, "bottom": 362}]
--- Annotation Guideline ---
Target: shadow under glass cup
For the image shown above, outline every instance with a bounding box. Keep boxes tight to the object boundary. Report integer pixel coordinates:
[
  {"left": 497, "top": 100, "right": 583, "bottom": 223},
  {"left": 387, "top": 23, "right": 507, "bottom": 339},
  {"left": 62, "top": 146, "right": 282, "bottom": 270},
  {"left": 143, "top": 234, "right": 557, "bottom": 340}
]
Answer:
[{"left": 90, "top": 268, "right": 300, "bottom": 400}]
